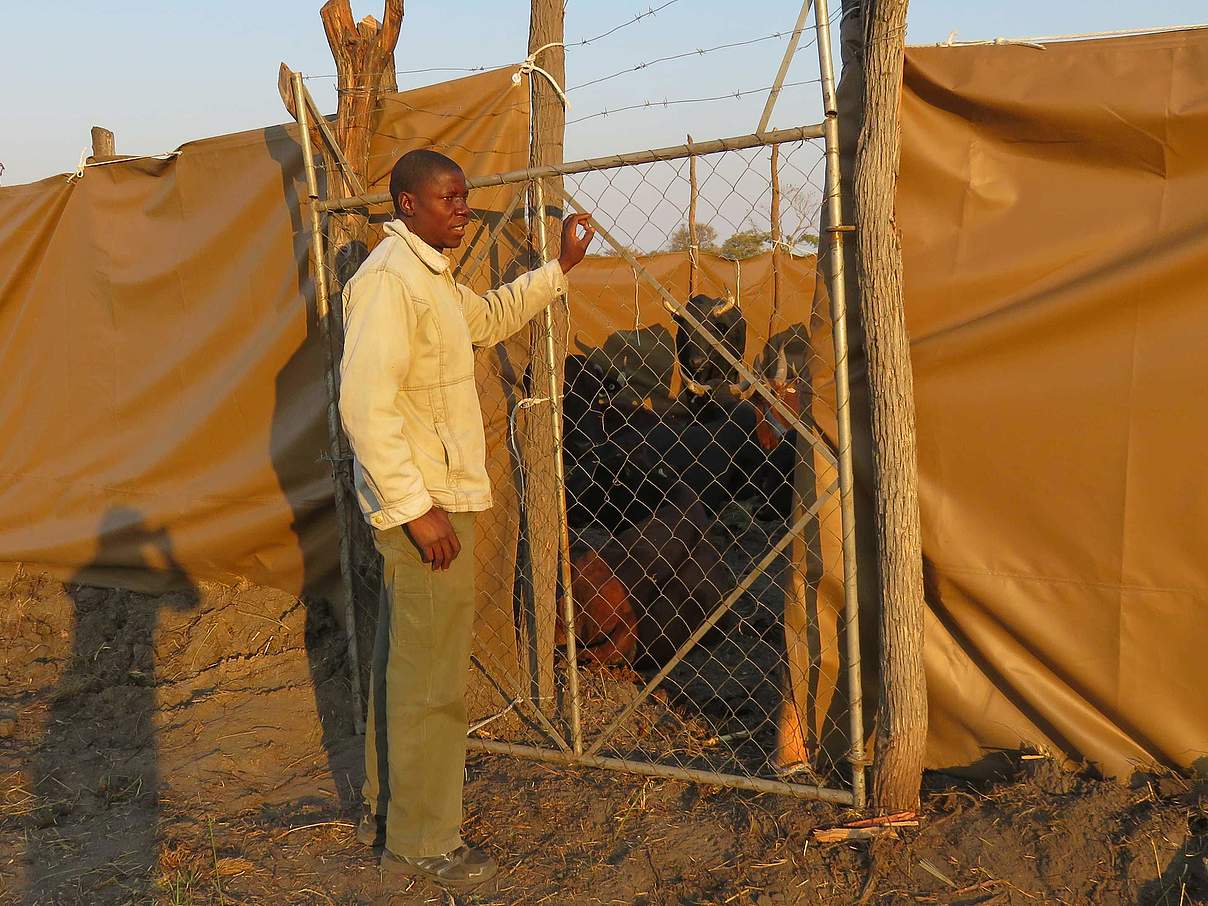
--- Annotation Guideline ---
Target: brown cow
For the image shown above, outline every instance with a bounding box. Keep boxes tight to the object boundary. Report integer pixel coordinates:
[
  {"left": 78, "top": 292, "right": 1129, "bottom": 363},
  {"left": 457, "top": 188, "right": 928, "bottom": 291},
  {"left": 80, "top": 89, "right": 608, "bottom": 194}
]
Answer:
[
  {"left": 558, "top": 548, "right": 640, "bottom": 666},
  {"left": 557, "top": 483, "right": 735, "bottom": 669}
]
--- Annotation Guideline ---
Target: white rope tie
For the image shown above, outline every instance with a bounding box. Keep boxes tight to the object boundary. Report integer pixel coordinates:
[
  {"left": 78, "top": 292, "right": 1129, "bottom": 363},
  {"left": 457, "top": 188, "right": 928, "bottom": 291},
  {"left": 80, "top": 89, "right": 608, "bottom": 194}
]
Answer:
[
  {"left": 513, "top": 41, "right": 571, "bottom": 109},
  {"left": 67, "top": 150, "right": 182, "bottom": 183},
  {"left": 70, "top": 148, "right": 89, "bottom": 181},
  {"left": 508, "top": 395, "right": 553, "bottom": 510}
]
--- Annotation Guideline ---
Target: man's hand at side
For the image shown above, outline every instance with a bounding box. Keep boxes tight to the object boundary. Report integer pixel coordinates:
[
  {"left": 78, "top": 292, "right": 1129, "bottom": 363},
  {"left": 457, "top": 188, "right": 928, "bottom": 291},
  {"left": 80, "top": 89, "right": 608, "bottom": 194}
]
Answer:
[
  {"left": 406, "top": 506, "right": 461, "bottom": 570},
  {"left": 558, "top": 213, "right": 596, "bottom": 274}
]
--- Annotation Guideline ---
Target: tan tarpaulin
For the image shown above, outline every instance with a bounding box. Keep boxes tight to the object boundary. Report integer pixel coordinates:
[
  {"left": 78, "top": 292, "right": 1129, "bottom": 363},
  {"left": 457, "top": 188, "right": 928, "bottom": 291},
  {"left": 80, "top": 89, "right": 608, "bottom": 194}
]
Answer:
[
  {"left": 900, "top": 29, "right": 1208, "bottom": 775},
  {"left": 0, "top": 69, "right": 529, "bottom": 641},
  {"left": 567, "top": 249, "right": 817, "bottom": 378},
  {"left": 779, "top": 26, "right": 1208, "bottom": 777}
]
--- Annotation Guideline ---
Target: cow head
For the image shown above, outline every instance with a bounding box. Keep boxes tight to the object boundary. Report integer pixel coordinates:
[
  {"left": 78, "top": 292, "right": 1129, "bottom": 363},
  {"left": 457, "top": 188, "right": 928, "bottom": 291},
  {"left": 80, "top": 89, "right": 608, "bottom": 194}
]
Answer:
[
  {"left": 669, "top": 292, "right": 747, "bottom": 396},
  {"left": 736, "top": 327, "right": 811, "bottom": 451}
]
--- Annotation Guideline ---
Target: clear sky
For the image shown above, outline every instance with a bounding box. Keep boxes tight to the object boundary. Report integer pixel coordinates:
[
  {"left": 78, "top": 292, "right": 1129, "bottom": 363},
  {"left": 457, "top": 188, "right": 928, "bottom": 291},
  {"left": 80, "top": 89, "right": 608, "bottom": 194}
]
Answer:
[{"left": 1, "top": 0, "right": 1204, "bottom": 187}]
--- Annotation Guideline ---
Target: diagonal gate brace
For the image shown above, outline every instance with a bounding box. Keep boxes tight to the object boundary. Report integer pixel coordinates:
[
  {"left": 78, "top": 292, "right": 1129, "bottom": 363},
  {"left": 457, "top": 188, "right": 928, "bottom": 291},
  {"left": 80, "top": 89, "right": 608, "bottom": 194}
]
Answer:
[
  {"left": 586, "top": 479, "right": 839, "bottom": 757},
  {"left": 557, "top": 186, "right": 839, "bottom": 472}
]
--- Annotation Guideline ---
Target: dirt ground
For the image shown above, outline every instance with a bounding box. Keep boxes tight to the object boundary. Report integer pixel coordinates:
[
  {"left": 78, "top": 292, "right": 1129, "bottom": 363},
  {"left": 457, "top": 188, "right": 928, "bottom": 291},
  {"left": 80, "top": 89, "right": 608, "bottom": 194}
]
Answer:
[{"left": 1, "top": 569, "right": 1204, "bottom": 905}]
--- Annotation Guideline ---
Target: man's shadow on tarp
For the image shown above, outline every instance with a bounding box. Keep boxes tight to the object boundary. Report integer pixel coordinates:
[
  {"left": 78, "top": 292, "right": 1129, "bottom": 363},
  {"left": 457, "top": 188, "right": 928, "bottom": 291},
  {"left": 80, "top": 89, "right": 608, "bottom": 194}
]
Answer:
[
  {"left": 25, "top": 507, "right": 198, "bottom": 905},
  {"left": 265, "top": 123, "right": 365, "bottom": 819}
]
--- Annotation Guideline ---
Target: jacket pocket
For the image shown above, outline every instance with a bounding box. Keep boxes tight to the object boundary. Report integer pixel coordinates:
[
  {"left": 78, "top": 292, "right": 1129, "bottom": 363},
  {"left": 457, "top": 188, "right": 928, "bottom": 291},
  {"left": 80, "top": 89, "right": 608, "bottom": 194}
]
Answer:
[
  {"left": 430, "top": 390, "right": 460, "bottom": 489},
  {"left": 433, "top": 419, "right": 457, "bottom": 478}
]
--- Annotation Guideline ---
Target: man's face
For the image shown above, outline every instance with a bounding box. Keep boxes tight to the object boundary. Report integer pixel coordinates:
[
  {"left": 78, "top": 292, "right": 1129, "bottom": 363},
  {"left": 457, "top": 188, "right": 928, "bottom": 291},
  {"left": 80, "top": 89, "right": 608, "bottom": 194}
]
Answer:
[{"left": 397, "top": 167, "right": 471, "bottom": 251}]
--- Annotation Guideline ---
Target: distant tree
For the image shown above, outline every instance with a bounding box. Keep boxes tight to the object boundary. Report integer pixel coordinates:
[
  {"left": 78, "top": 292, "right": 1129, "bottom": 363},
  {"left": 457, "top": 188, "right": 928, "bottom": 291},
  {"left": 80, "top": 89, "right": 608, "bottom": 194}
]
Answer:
[
  {"left": 720, "top": 228, "right": 773, "bottom": 260},
  {"left": 588, "top": 245, "right": 643, "bottom": 258},
  {"left": 785, "top": 182, "right": 822, "bottom": 251},
  {"left": 666, "top": 223, "right": 719, "bottom": 253}
]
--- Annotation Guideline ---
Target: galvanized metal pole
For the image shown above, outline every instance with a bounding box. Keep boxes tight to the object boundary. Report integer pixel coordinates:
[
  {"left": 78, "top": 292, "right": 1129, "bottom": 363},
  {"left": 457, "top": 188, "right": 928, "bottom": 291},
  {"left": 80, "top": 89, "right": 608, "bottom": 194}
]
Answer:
[
  {"left": 812, "top": 0, "right": 867, "bottom": 808},
  {"left": 531, "top": 178, "right": 583, "bottom": 754},
  {"left": 294, "top": 71, "right": 365, "bottom": 734},
  {"left": 468, "top": 737, "right": 855, "bottom": 805},
  {"left": 315, "top": 125, "right": 826, "bottom": 212},
  {"left": 758, "top": 0, "right": 815, "bottom": 134}
]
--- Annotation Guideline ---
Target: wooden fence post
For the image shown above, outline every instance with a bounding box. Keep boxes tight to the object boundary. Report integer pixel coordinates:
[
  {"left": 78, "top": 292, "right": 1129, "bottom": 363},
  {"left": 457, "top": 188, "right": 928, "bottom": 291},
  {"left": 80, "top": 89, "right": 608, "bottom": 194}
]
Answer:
[
  {"left": 90, "top": 127, "right": 115, "bottom": 160},
  {"left": 520, "top": 0, "right": 568, "bottom": 711},
  {"left": 853, "top": 0, "right": 928, "bottom": 813},
  {"left": 688, "top": 135, "right": 699, "bottom": 297},
  {"left": 769, "top": 143, "right": 782, "bottom": 334}
]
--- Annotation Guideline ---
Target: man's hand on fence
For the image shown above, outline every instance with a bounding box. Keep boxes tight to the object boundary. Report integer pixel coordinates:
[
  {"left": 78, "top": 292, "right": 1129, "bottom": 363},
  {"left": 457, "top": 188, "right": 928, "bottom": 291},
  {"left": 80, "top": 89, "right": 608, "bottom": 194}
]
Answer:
[
  {"left": 558, "top": 213, "right": 596, "bottom": 274},
  {"left": 406, "top": 506, "right": 461, "bottom": 570}
]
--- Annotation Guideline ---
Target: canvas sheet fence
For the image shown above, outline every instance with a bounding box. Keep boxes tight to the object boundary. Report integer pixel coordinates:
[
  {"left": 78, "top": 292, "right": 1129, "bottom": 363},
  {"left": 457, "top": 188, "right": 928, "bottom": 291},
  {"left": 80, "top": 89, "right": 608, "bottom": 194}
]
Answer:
[
  {"left": 4, "top": 25, "right": 1206, "bottom": 786},
  {"left": 0, "top": 66, "right": 533, "bottom": 670}
]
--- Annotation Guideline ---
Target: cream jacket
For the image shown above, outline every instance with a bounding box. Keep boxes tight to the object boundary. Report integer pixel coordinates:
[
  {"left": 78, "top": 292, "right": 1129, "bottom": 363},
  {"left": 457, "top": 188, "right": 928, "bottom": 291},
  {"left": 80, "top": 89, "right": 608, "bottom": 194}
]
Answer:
[{"left": 339, "top": 220, "right": 568, "bottom": 530}]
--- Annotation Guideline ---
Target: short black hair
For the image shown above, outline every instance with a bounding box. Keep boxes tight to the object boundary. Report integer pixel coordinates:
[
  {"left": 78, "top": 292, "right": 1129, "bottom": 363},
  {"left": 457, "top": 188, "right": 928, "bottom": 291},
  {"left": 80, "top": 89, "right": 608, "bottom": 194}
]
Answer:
[{"left": 389, "top": 149, "right": 463, "bottom": 215}]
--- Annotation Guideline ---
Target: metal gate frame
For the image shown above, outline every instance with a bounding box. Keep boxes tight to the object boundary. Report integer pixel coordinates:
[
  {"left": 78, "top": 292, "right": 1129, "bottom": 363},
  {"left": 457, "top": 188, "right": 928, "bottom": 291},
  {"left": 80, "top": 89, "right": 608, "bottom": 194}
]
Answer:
[{"left": 293, "top": 0, "right": 866, "bottom": 807}]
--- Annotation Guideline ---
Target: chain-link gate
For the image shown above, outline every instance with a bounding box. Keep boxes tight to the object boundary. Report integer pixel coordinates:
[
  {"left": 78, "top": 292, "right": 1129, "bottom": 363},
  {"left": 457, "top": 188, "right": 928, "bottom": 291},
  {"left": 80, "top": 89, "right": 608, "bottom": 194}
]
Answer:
[{"left": 293, "top": 0, "right": 866, "bottom": 807}]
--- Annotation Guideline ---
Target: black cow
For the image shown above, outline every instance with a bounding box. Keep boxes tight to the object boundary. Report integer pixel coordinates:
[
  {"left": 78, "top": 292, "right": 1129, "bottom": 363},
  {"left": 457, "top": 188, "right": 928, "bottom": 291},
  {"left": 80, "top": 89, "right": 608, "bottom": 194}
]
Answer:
[
  {"left": 562, "top": 333, "right": 798, "bottom": 533},
  {"left": 673, "top": 293, "right": 747, "bottom": 393}
]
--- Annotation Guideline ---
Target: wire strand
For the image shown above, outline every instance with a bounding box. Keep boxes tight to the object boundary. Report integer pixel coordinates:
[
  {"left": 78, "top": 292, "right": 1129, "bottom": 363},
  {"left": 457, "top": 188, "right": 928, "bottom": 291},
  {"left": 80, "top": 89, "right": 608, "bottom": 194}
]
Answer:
[
  {"left": 569, "top": 0, "right": 682, "bottom": 48},
  {"left": 305, "top": 65, "right": 503, "bottom": 82},
  {"left": 568, "top": 28, "right": 819, "bottom": 92},
  {"left": 566, "top": 78, "right": 822, "bottom": 126}
]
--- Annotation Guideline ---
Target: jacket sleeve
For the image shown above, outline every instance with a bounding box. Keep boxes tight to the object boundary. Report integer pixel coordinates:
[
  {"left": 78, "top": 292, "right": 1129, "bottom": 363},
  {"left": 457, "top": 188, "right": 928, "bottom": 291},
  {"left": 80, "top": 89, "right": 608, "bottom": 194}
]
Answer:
[
  {"left": 338, "top": 271, "right": 434, "bottom": 526},
  {"left": 457, "top": 260, "right": 569, "bottom": 347}
]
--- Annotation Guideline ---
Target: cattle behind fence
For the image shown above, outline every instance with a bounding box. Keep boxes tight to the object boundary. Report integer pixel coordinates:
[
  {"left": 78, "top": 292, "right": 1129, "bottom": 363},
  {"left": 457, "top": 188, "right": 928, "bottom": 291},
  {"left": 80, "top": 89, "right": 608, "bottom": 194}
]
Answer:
[
  {"left": 302, "top": 134, "right": 865, "bottom": 806},
  {"left": 298, "top": 3, "right": 864, "bottom": 807}
]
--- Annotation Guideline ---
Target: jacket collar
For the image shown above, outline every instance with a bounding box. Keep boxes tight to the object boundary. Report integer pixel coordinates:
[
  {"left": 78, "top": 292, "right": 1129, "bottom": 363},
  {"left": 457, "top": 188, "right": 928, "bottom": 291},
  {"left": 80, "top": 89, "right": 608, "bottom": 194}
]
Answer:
[{"left": 385, "top": 219, "right": 451, "bottom": 274}]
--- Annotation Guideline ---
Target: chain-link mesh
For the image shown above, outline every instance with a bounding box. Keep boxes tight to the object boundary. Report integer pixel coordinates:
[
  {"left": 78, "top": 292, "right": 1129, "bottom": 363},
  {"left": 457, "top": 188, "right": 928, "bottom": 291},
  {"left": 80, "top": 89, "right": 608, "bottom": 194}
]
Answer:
[{"left": 310, "top": 130, "right": 862, "bottom": 803}]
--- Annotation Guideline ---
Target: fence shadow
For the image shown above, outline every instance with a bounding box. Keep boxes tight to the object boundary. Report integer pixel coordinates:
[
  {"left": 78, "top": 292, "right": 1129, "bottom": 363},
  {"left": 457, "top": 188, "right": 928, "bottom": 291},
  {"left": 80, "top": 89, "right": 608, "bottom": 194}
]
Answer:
[
  {"left": 25, "top": 508, "right": 197, "bottom": 904},
  {"left": 265, "top": 123, "right": 360, "bottom": 815}
]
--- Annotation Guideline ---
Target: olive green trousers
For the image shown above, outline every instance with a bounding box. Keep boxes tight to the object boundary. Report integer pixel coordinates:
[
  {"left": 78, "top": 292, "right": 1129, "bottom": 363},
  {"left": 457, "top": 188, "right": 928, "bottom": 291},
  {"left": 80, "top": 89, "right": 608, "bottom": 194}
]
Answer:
[{"left": 362, "top": 512, "right": 476, "bottom": 858}]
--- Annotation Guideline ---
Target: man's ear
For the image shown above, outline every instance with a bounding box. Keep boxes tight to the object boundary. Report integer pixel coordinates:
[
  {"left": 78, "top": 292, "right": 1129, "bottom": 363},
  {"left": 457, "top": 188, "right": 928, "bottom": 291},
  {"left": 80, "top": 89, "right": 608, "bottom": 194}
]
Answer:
[{"left": 397, "top": 191, "right": 415, "bottom": 217}]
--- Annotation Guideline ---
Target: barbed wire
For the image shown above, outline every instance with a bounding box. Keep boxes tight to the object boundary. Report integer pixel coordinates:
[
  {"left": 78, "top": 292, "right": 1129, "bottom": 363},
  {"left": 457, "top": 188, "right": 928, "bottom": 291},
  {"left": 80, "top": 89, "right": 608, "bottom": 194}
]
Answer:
[
  {"left": 302, "top": 1, "right": 849, "bottom": 90},
  {"left": 306, "top": 65, "right": 508, "bottom": 83},
  {"left": 568, "top": 27, "right": 820, "bottom": 92},
  {"left": 566, "top": 78, "right": 823, "bottom": 127},
  {"left": 568, "top": 0, "right": 682, "bottom": 49}
]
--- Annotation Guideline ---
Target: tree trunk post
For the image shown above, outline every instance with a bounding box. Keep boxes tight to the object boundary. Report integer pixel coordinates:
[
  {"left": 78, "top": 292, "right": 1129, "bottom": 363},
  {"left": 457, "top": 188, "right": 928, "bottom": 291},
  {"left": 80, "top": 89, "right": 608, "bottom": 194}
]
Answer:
[
  {"left": 688, "top": 135, "right": 699, "bottom": 297},
  {"left": 520, "top": 0, "right": 568, "bottom": 716},
  {"left": 853, "top": 0, "right": 928, "bottom": 813},
  {"left": 317, "top": 0, "right": 403, "bottom": 281}
]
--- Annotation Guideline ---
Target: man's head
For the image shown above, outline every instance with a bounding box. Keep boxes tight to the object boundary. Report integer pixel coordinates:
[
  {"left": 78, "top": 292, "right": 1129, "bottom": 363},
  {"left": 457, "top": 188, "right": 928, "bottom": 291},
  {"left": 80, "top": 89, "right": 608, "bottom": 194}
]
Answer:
[{"left": 390, "top": 149, "right": 470, "bottom": 251}]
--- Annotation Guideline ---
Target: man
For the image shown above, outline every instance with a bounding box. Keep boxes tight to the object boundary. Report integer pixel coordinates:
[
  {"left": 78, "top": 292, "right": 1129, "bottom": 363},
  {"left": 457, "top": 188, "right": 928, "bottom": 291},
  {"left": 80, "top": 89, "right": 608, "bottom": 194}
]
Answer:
[{"left": 338, "top": 148, "right": 594, "bottom": 889}]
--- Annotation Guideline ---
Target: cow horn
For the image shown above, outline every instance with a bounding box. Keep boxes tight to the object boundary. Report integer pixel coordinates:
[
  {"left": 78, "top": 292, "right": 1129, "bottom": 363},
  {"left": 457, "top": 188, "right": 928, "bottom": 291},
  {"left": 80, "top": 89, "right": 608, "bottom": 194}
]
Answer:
[
  {"left": 663, "top": 298, "right": 682, "bottom": 316},
  {"left": 774, "top": 347, "right": 788, "bottom": 384},
  {"left": 730, "top": 380, "right": 756, "bottom": 401},
  {"left": 684, "top": 378, "right": 711, "bottom": 396},
  {"left": 710, "top": 292, "right": 737, "bottom": 318}
]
